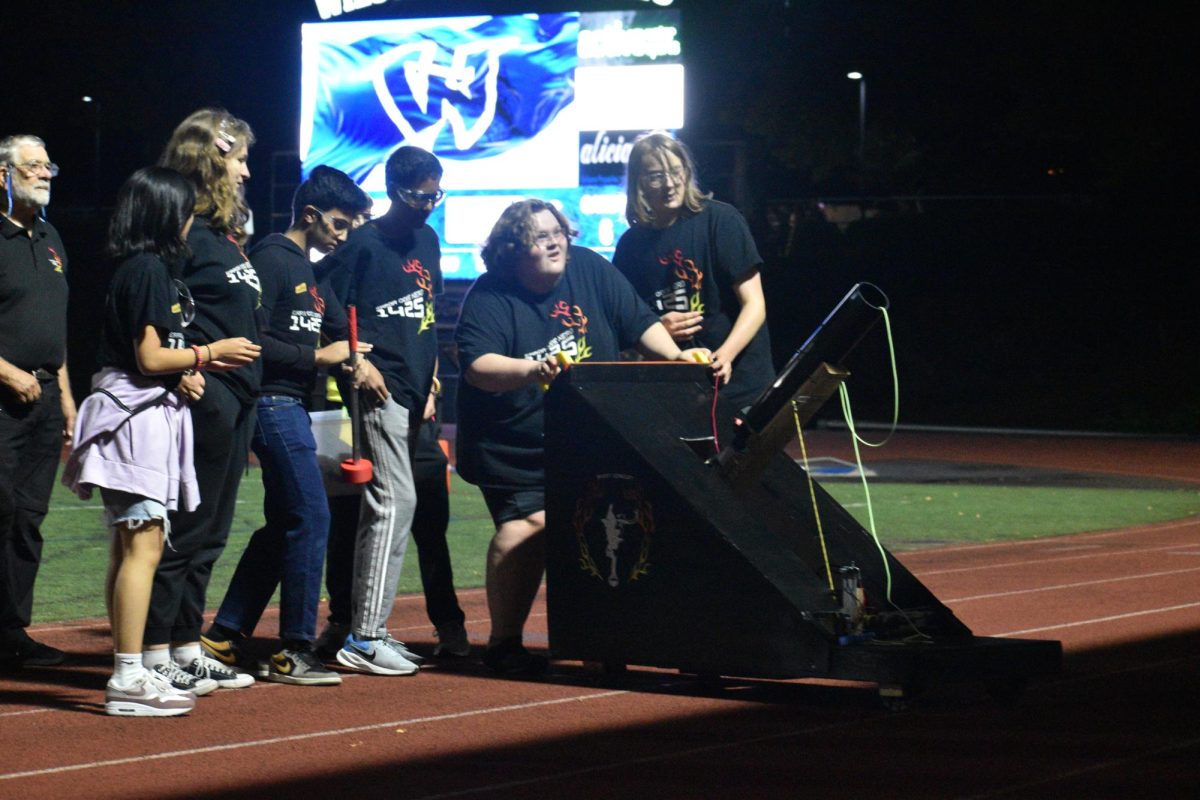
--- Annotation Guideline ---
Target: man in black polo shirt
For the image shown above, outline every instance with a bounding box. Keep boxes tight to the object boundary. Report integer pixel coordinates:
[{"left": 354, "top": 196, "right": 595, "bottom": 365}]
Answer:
[{"left": 0, "top": 134, "right": 77, "bottom": 667}]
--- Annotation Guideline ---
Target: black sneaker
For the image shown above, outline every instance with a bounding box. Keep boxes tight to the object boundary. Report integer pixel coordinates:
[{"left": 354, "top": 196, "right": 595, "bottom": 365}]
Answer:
[
  {"left": 0, "top": 631, "right": 66, "bottom": 667},
  {"left": 482, "top": 639, "right": 548, "bottom": 676},
  {"left": 314, "top": 621, "right": 350, "bottom": 661},
  {"left": 433, "top": 623, "right": 471, "bottom": 657}
]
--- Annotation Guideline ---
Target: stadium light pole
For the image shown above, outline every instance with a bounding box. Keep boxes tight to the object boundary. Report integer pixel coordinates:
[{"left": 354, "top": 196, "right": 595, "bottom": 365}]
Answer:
[
  {"left": 82, "top": 96, "right": 101, "bottom": 204},
  {"left": 847, "top": 72, "right": 866, "bottom": 197}
]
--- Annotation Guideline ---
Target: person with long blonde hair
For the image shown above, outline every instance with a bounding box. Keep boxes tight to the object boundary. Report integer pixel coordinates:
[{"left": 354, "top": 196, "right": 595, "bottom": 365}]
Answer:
[
  {"left": 615, "top": 132, "right": 774, "bottom": 412},
  {"left": 140, "top": 109, "right": 263, "bottom": 694}
]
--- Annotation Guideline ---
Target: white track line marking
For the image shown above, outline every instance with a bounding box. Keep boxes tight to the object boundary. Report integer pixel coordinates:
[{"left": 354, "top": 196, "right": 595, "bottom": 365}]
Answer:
[
  {"left": 0, "top": 708, "right": 52, "bottom": 719},
  {"left": 943, "top": 565, "right": 1200, "bottom": 603},
  {"left": 900, "top": 516, "right": 1200, "bottom": 558},
  {"left": 919, "top": 541, "right": 1198, "bottom": 577},
  {"left": 407, "top": 719, "right": 866, "bottom": 800},
  {"left": 994, "top": 601, "right": 1200, "bottom": 637},
  {"left": 0, "top": 691, "right": 628, "bottom": 782},
  {"left": 959, "top": 737, "right": 1200, "bottom": 799}
]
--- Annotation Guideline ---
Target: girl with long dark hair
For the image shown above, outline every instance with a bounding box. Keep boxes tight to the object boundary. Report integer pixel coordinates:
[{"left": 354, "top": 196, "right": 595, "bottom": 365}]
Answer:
[{"left": 63, "top": 166, "right": 258, "bottom": 715}]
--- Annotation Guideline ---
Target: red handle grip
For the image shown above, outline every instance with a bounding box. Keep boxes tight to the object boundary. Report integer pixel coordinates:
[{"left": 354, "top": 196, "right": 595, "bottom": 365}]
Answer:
[{"left": 347, "top": 305, "right": 358, "bottom": 353}]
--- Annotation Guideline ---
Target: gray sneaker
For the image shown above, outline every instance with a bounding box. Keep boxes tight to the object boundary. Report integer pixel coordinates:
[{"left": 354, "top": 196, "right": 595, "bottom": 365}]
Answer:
[
  {"left": 433, "top": 624, "right": 471, "bottom": 657},
  {"left": 106, "top": 669, "right": 195, "bottom": 717},
  {"left": 268, "top": 647, "right": 342, "bottom": 686},
  {"left": 152, "top": 660, "right": 218, "bottom": 696},
  {"left": 387, "top": 636, "right": 424, "bottom": 665},
  {"left": 336, "top": 635, "right": 420, "bottom": 676}
]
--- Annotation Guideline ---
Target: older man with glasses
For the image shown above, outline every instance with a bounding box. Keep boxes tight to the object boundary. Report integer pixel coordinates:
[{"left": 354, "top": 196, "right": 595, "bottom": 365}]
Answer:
[{"left": 0, "top": 134, "right": 77, "bottom": 668}]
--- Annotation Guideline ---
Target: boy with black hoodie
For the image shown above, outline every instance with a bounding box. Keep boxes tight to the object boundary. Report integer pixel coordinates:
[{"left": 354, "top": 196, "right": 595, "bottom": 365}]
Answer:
[{"left": 201, "top": 166, "right": 370, "bottom": 685}]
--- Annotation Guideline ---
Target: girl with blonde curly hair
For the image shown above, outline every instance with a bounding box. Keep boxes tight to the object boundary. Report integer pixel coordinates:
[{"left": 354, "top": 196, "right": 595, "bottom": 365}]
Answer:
[{"left": 140, "top": 109, "right": 264, "bottom": 694}]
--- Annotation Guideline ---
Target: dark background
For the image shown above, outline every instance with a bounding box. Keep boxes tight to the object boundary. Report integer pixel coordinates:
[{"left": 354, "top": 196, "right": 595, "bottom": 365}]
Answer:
[{"left": 3, "top": 0, "right": 1196, "bottom": 432}]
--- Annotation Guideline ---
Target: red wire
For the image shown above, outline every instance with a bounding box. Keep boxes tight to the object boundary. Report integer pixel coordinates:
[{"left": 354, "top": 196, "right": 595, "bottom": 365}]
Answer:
[{"left": 710, "top": 373, "right": 721, "bottom": 451}]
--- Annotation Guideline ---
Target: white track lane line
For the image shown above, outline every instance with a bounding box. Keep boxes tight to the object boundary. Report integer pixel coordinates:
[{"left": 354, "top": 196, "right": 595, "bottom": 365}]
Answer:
[
  {"left": 918, "top": 541, "right": 1199, "bottom": 577},
  {"left": 994, "top": 601, "right": 1200, "bottom": 637},
  {"left": 959, "top": 737, "right": 1200, "bottom": 799},
  {"left": 942, "top": 565, "right": 1200, "bottom": 603},
  {"left": 405, "top": 719, "right": 867, "bottom": 800},
  {"left": 900, "top": 516, "right": 1200, "bottom": 558},
  {"left": 0, "top": 691, "right": 629, "bottom": 782}
]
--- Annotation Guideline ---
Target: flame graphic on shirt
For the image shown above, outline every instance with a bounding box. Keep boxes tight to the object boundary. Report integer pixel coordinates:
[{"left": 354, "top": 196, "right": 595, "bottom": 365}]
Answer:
[
  {"left": 550, "top": 300, "right": 588, "bottom": 335},
  {"left": 660, "top": 248, "right": 704, "bottom": 314},
  {"left": 47, "top": 246, "right": 64, "bottom": 273},
  {"left": 309, "top": 285, "right": 325, "bottom": 315},
  {"left": 403, "top": 259, "right": 435, "bottom": 333}
]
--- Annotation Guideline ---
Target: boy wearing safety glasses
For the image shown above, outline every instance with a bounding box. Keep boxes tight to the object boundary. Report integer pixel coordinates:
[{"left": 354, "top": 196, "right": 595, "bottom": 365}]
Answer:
[{"left": 314, "top": 146, "right": 446, "bottom": 676}]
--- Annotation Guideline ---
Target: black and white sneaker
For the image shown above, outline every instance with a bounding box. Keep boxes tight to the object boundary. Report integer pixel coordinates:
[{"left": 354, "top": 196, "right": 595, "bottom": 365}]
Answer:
[
  {"left": 151, "top": 660, "right": 218, "bottom": 696},
  {"left": 182, "top": 654, "right": 255, "bottom": 689}
]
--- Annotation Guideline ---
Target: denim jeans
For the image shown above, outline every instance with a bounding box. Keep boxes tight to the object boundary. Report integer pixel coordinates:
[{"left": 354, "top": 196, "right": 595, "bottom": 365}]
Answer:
[{"left": 214, "top": 395, "right": 330, "bottom": 643}]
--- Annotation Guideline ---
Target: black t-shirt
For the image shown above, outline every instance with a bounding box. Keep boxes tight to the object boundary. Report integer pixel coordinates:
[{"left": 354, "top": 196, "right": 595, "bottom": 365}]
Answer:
[
  {"left": 454, "top": 245, "right": 659, "bottom": 490},
  {"left": 95, "top": 252, "right": 187, "bottom": 389},
  {"left": 318, "top": 220, "right": 442, "bottom": 414},
  {"left": 0, "top": 215, "right": 68, "bottom": 373},
  {"left": 613, "top": 199, "right": 774, "bottom": 410},
  {"left": 250, "top": 233, "right": 331, "bottom": 399},
  {"left": 181, "top": 218, "right": 262, "bottom": 405}
]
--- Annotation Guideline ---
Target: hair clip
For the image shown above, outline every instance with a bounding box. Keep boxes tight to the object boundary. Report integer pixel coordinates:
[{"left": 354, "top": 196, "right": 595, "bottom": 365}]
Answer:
[{"left": 215, "top": 119, "right": 236, "bottom": 153}]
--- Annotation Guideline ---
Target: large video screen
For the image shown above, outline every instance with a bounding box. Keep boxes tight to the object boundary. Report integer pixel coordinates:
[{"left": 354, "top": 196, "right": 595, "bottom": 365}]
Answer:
[{"left": 300, "top": 8, "right": 683, "bottom": 280}]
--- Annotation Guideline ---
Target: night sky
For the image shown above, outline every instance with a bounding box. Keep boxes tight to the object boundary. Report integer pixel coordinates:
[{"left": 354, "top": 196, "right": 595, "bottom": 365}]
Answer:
[
  {"left": 4, "top": 0, "right": 1193, "bottom": 211},
  {"left": 3, "top": 0, "right": 1195, "bottom": 431}
]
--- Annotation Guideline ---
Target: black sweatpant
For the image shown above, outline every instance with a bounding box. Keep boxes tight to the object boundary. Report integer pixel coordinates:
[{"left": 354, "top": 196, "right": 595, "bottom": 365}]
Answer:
[{"left": 146, "top": 377, "right": 255, "bottom": 645}]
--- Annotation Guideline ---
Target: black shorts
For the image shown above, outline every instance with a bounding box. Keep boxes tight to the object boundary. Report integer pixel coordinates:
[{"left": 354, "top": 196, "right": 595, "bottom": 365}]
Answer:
[{"left": 479, "top": 486, "right": 545, "bottom": 526}]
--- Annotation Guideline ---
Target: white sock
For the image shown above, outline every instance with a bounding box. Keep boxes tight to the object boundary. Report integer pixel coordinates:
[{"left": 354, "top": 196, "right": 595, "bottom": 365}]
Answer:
[
  {"left": 172, "top": 643, "right": 202, "bottom": 666},
  {"left": 142, "top": 648, "right": 171, "bottom": 669},
  {"left": 113, "top": 653, "right": 143, "bottom": 686}
]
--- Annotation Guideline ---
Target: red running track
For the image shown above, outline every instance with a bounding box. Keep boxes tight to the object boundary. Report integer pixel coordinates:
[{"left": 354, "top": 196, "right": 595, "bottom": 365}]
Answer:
[{"left": 2, "top": 431, "right": 1198, "bottom": 799}]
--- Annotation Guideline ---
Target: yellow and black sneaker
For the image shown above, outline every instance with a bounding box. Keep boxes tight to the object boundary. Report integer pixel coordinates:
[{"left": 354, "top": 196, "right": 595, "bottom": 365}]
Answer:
[
  {"left": 269, "top": 647, "right": 342, "bottom": 686},
  {"left": 200, "top": 634, "right": 265, "bottom": 678}
]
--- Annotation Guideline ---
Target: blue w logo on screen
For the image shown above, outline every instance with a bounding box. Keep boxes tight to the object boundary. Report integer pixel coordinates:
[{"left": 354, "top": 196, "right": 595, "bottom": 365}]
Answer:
[{"left": 368, "top": 16, "right": 577, "bottom": 159}]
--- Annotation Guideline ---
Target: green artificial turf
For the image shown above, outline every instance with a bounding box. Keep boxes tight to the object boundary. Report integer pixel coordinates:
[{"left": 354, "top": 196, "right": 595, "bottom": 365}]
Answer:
[
  {"left": 822, "top": 483, "right": 1200, "bottom": 550},
  {"left": 32, "top": 467, "right": 1200, "bottom": 624}
]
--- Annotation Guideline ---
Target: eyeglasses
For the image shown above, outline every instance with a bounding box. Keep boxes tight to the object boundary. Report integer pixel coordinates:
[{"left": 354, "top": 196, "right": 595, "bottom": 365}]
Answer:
[
  {"left": 397, "top": 187, "right": 445, "bottom": 208},
  {"left": 9, "top": 161, "right": 59, "bottom": 178},
  {"left": 534, "top": 228, "right": 566, "bottom": 247},
  {"left": 640, "top": 167, "right": 686, "bottom": 189},
  {"left": 314, "top": 208, "right": 353, "bottom": 233},
  {"left": 173, "top": 279, "right": 196, "bottom": 328}
]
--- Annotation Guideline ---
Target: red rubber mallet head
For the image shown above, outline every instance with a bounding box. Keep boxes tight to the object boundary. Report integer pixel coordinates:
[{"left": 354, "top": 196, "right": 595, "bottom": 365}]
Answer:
[
  {"left": 341, "top": 455, "right": 373, "bottom": 483},
  {"left": 341, "top": 304, "right": 374, "bottom": 484}
]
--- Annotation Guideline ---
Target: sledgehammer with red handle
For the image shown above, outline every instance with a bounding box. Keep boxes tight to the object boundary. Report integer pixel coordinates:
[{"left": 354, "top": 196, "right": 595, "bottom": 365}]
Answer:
[{"left": 340, "top": 304, "right": 373, "bottom": 484}]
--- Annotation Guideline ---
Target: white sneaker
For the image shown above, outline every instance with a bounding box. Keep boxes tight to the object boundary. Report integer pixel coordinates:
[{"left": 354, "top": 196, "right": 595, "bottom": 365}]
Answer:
[
  {"left": 106, "top": 669, "right": 196, "bottom": 717},
  {"left": 336, "top": 635, "right": 419, "bottom": 676}
]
